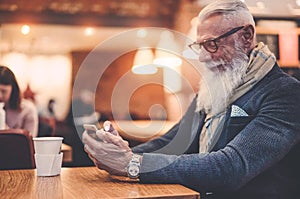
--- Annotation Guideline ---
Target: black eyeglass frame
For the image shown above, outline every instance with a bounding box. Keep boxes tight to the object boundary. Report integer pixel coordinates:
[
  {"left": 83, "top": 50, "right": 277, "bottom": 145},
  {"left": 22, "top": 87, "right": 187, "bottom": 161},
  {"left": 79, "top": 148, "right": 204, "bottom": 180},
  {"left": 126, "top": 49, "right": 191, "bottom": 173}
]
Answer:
[{"left": 188, "top": 26, "right": 245, "bottom": 54}]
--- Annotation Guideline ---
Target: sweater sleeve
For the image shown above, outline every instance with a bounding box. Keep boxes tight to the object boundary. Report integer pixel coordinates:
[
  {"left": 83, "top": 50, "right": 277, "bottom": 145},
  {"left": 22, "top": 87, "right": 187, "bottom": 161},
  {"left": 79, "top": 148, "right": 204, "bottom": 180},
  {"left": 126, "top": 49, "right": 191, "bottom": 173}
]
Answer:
[
  {"left": 138, "top": 81, "right": 300, "bottom": 193},
  {"left": 132, "top": 97, "right": 199, "bottom": 154},
  {"left": 132, "top": 122, "right": 180, "bottom": 153},
  {"left": 22, "top": 100, "right": 39, "bottom": 137}
]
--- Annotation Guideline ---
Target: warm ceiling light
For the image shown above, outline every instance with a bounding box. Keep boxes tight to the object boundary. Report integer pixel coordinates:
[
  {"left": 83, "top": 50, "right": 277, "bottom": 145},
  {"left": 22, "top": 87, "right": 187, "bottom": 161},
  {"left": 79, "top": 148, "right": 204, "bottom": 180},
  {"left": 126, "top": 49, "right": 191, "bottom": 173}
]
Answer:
[
  {"left": 153, "top": 50, "right": 182, "bottom": 68},
  {"left": 84, "top": 27, "right": 95, "bottom": 36},
  {"left": 21, "top": 25, "right": 30, "bottom": 35},
  {"left": 132, "top": 64, "right": 158, "bottom": 75},
  {"left": 256, "top": 1, "right": 265, "bottom": 9},
  {"left": 296, "top": 0, "right": 300, "bottom": 6},
  {"left": 131, "top": 48, "right": 157, "bottom": 75},
  {"left": 153, "top": 31, "right": 182, "bottom": 68}
]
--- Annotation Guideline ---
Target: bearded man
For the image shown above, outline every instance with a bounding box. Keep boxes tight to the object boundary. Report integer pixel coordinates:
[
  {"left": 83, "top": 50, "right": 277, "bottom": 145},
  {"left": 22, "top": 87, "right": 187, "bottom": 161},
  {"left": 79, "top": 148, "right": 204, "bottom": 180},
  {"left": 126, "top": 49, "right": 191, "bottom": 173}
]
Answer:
[{"left": 82, "top": 0, "right": 300, "bottom": 198}]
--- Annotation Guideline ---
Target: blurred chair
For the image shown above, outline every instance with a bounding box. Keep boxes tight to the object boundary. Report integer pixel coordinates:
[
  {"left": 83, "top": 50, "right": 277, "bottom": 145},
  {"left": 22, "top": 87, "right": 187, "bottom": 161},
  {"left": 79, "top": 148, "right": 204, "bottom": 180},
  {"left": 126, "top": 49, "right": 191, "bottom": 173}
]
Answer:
[
  {"left": 38, "top": 116, "right": 56, "bottom": 137},
  {"left": 0, "top": 129, "right": 35, "bottom": 170}
]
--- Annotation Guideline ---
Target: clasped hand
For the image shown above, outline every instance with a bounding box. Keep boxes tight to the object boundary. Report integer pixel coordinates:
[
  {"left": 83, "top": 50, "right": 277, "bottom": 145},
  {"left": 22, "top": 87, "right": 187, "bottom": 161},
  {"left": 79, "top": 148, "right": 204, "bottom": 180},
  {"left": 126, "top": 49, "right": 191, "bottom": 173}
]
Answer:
[{"left": 82, "top": 121, "right": 132, "bottom": 176}]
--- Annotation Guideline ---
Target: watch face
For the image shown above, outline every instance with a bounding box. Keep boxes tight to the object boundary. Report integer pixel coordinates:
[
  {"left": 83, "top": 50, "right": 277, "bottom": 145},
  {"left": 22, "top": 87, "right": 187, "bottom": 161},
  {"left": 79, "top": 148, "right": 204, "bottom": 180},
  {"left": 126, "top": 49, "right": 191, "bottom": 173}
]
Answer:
[{"left": 128, "top": 164, "right": 139, "bottom": 178}]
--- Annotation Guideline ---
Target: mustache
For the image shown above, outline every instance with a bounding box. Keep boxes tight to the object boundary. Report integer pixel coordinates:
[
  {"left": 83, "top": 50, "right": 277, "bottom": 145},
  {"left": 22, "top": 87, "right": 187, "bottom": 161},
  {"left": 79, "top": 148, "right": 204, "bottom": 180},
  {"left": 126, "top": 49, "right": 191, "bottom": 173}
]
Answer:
[{"left": 203, "top": 60, "right": 226, "bottom": 69}]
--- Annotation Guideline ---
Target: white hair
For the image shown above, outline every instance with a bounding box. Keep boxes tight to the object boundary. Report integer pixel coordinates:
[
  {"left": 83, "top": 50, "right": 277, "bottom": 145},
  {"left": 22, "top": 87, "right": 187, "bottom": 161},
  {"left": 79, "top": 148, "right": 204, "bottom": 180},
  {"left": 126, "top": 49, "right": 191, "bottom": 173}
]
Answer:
[{"left": 198, "top": 0, "right": 255, "bottom": 28}]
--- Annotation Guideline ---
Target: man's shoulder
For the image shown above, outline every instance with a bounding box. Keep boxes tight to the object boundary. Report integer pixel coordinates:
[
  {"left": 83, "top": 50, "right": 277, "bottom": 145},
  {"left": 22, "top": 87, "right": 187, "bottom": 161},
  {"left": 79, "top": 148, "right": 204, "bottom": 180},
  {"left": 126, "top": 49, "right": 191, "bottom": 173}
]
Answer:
[
  {"left": 266, "top": 63, "right": 299, "bottom": 83},
  {"left": 255, "top": 64, "right": 299, "bottom": 91},
  {"left": 236, "top": 64, "right": 300, "bottom": 105}
]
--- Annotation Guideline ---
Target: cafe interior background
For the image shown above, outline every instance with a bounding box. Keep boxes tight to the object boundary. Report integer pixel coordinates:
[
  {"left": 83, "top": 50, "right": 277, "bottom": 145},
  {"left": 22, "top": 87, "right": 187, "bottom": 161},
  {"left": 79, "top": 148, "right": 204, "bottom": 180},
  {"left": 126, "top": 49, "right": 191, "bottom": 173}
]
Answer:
[{"left": 0, "top": 0, "right": 299, "bottom": 166}]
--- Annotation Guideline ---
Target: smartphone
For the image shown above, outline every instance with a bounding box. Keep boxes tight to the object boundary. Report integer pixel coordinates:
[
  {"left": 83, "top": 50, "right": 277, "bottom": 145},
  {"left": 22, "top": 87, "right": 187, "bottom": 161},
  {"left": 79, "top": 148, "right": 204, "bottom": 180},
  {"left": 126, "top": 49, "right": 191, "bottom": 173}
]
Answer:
[
  {"left": 103, "top": 122, "right": 118, "bottom": 136},
  {"left": 83, "top": 124, "right": 101, "bottom": 141}
]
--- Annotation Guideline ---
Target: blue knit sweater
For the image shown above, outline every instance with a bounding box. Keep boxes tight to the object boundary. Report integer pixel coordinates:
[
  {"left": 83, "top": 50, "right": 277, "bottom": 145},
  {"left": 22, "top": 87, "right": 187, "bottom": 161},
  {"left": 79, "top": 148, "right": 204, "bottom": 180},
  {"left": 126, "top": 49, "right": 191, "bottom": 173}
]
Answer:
[{"left": 132, "top": 64, "right": 300, "bottom": 199}]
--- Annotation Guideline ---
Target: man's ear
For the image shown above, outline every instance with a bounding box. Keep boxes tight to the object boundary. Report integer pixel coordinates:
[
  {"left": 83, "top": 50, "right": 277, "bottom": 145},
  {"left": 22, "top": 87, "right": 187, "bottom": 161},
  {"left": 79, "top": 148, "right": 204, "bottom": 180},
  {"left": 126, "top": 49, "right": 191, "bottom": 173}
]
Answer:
[{"left": 242, "top": 25, "right": 255, "bottom": 47}]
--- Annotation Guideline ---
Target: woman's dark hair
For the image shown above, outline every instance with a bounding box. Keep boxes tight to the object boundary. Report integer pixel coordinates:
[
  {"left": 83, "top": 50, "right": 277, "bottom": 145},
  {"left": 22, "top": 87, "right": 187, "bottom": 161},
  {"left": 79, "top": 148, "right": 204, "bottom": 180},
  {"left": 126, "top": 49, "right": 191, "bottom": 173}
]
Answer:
[{"left": 0, "top": 65, "right": 21, "bottom": 110}]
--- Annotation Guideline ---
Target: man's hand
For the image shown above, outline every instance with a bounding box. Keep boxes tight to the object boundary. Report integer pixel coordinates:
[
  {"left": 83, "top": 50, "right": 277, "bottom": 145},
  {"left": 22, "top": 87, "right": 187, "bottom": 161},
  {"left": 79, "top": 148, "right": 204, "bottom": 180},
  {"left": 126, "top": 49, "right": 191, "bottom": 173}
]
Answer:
[{"left": 82, "top": 123, "right": 132, "bottom": 176}]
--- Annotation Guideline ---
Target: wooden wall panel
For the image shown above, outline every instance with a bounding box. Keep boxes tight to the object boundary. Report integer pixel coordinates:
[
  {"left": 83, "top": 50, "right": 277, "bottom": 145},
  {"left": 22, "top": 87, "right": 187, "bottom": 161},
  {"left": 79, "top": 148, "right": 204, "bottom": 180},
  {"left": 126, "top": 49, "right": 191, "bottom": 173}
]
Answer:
[{"left": 71, "top": 50, "right": 165, "bottom": 120}]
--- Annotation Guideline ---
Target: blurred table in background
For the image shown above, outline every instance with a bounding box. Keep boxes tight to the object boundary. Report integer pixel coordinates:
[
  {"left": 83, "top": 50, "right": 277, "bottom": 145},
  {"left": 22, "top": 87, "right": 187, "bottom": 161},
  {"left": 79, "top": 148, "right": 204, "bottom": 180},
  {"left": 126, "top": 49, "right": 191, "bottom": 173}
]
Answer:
[
  {"left": 111, "top": 120, "right": 177, "bottom": 143},
  {"left": 61, "top": 143, "right": 72, "bottom": 163}
]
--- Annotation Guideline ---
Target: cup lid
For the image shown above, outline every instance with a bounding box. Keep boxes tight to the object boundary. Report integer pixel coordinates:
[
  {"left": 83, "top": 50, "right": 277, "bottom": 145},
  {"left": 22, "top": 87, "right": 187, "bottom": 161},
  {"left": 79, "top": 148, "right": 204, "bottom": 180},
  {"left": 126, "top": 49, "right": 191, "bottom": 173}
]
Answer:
[{"left": 33, "top": 137, "right": 63, "bottom": 141}]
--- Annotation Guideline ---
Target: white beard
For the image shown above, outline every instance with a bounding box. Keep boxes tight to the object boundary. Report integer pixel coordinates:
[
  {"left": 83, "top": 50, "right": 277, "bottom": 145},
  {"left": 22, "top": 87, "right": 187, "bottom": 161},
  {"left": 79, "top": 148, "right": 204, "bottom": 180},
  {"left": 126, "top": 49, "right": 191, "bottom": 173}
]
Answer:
[{"left": 196, "top": 51, "right": 249, "bottom": 115}]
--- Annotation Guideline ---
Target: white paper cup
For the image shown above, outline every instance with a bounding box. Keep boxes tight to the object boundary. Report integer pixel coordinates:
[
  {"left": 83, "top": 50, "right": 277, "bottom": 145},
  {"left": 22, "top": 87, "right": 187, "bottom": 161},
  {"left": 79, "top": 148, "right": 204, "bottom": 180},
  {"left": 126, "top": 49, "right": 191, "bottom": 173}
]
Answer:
[
  {"left": 33, "top": 137, "right": 63, "bottom": 154},
  {"left": 35, "top": 153, "right": 63, "bottom": 177}
]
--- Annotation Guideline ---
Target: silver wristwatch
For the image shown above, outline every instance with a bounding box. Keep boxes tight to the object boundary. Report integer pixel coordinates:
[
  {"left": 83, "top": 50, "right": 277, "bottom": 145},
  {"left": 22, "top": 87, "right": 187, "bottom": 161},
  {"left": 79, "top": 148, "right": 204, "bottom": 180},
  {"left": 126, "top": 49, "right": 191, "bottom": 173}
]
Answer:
[{"left": 127, "top": 154, "right": 141, "bottom": 179}]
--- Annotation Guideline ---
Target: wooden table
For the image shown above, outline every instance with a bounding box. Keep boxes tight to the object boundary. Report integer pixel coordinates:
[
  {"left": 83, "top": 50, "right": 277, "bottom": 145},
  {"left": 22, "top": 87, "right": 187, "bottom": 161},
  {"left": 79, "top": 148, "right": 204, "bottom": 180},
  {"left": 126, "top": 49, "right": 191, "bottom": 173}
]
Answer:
[{"left": 0, "top": 167, "right": 200, "bottom": 199}]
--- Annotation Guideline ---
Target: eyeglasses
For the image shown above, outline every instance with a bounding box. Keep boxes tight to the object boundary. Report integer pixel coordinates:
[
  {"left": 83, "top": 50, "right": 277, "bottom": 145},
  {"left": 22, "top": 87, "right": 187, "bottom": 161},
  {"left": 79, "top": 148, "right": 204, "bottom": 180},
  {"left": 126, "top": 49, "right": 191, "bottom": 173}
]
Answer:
[{"left": 188, "top": 26, "right": 244, "bottom": 54}]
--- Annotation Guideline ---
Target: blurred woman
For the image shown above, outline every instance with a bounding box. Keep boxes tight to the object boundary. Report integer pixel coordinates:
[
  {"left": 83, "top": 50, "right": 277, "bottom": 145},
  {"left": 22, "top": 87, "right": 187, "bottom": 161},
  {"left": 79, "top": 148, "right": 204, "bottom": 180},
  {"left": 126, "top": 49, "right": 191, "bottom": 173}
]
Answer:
[{"left": 0, "top": 65, "right": 38, "bottom": 137}]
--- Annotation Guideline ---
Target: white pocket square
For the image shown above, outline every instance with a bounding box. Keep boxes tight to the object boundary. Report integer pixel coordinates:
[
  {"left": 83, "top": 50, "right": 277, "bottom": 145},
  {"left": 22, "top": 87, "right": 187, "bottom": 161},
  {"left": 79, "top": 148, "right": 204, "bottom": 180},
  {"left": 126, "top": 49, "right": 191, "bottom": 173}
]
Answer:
[{"left": 231, "top": 105, "right": 248, "bottom": 117}]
